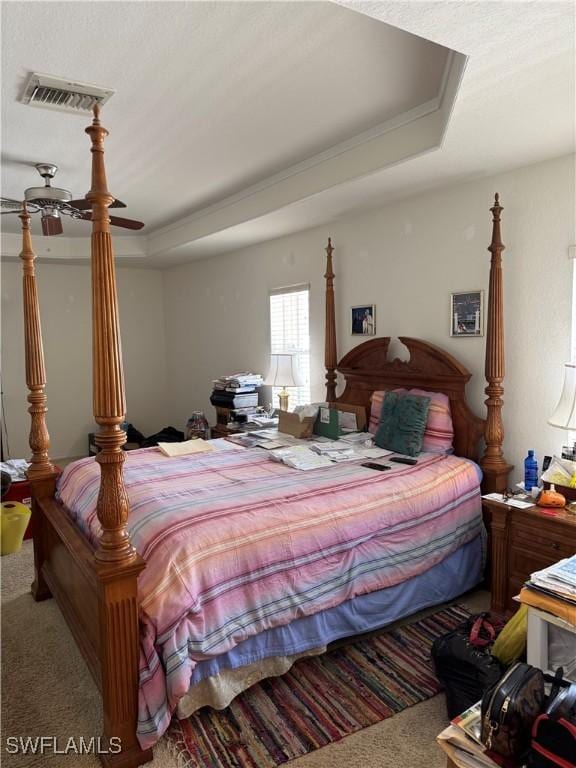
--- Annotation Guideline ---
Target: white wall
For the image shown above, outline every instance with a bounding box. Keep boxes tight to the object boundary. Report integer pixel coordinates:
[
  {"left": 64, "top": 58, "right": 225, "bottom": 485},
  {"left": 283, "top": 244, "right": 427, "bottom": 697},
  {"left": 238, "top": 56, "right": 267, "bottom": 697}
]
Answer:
[
  {"left": 1, "top": 263, "right": 168, "bottom": 459},
  {"left": 163, "top": 154, "right": 575, "bottom": 484},
  {"left": 2, "top": 155, "right": 572, "bottom": 477}
]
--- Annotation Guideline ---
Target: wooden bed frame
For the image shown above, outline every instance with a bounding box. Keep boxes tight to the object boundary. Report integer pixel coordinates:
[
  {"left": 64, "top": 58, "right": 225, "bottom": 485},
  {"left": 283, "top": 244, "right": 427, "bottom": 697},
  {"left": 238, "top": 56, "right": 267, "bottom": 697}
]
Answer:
[{"left": 19, "top": 107, "right": 512, "bottom": 767}]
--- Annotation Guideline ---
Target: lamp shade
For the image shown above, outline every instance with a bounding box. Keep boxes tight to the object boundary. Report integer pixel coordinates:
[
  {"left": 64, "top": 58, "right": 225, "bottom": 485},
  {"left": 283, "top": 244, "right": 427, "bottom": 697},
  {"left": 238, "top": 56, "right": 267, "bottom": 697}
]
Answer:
[
  {"left": 263, "top": 354, "right": 304, "bottom": 388},
  {"left": 548, "top": 362, "right": 576, "bottom": 430}
]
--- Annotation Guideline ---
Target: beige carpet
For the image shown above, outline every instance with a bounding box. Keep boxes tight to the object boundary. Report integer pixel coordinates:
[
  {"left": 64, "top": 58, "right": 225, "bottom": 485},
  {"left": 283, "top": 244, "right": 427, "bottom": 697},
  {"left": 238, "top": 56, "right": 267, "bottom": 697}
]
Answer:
[{"left": 1, "top": 542, "right": 489, "bottom": 767}]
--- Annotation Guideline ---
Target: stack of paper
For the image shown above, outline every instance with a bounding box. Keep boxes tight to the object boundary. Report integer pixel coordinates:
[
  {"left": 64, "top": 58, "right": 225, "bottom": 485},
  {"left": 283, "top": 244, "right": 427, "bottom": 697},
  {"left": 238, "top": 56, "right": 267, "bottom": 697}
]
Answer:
[
  {"left": 436, "top": 701, "right": 498, "bottom": 768},
  {"left": 531, "top": 556, "right": 576, "bottom": 600},
  {"left": 212, "top": 372, "right": 264, "bottom": 391},
  {"left": 482, "top": 492, "right": 533, "bottom": 509},
  {"left": 157, "top": 439, "right": 214, "bottom": 457},
  {"left": 339, "top": 432, "right": 372, "bottom": 444},
  {"left": 269, "top": 446, "right": 333, "bottom": 471},
  {"left": 0, "top": 459, "right": 30, "bottom": 481}
]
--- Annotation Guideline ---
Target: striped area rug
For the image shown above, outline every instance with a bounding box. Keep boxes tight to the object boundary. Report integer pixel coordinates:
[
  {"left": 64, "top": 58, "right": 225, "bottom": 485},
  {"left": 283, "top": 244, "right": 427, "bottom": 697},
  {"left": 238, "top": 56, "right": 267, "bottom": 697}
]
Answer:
[{"left": 167, "top": 604, "right": 469, "bottom": 767}]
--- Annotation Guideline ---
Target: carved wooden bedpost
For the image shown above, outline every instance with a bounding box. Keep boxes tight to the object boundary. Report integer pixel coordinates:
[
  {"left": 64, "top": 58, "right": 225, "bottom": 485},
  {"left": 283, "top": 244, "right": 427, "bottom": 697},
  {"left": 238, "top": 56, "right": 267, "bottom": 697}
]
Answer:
[
  {"left": 85, "top": 105, "right": 152, "bottom": 768},
  {"left": 325, "top": 238, "right": 337, "bottom": 402},
  {"left": 86, "top": 105, "right": 135, "bottom": 566},
  {"left": 19, "top": 203, "right": 59, "bottom": 602},
  {"left": 480, "top": 194, "right": 513, "bottom": 492},
  {"left": 19, "top": 203, "right": 56, "bottom": 481}
]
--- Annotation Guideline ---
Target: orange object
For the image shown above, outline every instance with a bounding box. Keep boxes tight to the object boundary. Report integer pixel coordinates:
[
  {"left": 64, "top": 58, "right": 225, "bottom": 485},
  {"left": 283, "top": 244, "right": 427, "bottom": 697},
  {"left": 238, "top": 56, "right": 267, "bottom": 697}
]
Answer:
[{"left": 536, "top": 485, "right": 566, "bottom": 508}]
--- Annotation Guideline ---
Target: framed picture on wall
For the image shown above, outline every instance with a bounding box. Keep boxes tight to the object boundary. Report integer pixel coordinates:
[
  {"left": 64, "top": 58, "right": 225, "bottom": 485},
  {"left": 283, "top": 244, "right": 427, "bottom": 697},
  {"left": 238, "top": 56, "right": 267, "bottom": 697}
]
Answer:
[
  {"left": 351, "top": 305, "right": 376, "bottom": 336},
  {"left": 450, "top": 291, "right": 484, "bottom": 337}
]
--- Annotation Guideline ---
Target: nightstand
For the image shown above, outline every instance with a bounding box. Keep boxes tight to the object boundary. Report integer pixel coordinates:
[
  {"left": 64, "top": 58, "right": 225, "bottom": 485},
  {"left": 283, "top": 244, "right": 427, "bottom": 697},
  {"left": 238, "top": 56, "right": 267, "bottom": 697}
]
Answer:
[{"left": 483, "top": 498, "right": 576, "bottom": 613}]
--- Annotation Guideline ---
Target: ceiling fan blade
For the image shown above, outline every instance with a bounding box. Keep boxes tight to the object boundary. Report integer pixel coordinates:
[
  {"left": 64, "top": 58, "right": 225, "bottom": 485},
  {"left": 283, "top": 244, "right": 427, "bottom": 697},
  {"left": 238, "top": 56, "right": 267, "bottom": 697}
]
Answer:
[
  {"left": 68, "top": 199, "right": 91, "bottom": 211},
  {"left": 1, "top": 210, "right": 23, "bottom": 215},
  {"left": 109, "top": 215, "right": 144, "bottom": 230},
  {"left": 69, "top": 197, "right": 127, "bottom": 210},
  {"left": 78, "top": 212, "right": 144, "bottom": 231},
  {"left": 1, "top": 197, "right": 25, "bottom": 209},
  {"left": 41, "top": 215, "right": 64, "bottom": 236}
]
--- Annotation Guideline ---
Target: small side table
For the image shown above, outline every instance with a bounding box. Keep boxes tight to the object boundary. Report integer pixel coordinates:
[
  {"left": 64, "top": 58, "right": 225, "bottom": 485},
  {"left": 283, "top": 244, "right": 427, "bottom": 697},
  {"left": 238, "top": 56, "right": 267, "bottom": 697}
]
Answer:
[{"left": 526, "top": 604, "right": 576, "bottom": 680}]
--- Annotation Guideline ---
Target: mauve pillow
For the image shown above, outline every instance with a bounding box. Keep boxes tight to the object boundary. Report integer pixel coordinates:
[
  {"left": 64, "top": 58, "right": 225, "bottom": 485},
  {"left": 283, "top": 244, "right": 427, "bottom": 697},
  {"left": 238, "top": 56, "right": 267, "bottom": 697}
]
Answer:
[{"left": 369, "top": 387, "right": 454, "bottom": 453}]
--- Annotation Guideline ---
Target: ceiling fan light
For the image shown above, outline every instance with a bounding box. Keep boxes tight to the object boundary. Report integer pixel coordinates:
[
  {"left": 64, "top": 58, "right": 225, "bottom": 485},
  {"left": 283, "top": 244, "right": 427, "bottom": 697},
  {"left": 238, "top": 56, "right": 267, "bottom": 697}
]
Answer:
[{"left": 41, "top": 209, "right": 63, "bottom": 236}]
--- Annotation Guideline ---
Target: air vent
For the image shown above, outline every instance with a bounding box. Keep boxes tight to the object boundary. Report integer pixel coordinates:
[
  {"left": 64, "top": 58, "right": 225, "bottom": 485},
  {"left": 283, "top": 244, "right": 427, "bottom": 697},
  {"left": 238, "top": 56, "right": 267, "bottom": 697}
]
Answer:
[{"left": 22, "top": 72, "right": 114, "bottom": 115}]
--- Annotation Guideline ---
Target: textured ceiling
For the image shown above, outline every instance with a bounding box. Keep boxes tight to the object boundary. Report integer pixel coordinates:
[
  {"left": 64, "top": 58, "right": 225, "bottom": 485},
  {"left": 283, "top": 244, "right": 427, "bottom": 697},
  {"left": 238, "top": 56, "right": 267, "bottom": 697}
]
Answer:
[
  {"left": 1, "top": 0, "right": 574, "bottom": 266},
  {"left": 1, "top": 1, "right": 448, "bottom": 236}
]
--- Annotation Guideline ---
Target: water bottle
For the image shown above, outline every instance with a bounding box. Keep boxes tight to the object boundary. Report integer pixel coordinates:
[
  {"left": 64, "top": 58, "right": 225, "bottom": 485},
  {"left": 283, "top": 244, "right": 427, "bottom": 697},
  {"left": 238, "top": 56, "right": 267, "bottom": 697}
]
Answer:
[{"left": 524, "top": 450, "right": 538, "bottom": 492}]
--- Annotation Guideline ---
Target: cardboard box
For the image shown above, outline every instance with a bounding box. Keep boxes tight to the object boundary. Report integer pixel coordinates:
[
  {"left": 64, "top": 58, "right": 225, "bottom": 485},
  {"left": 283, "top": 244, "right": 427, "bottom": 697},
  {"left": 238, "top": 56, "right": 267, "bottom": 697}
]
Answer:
[
  {"left": 314, "top": 402, "right": 367, "bottom": 439},
  {"left": 278, "top": 411, "right": 317, "bottom": 438}
]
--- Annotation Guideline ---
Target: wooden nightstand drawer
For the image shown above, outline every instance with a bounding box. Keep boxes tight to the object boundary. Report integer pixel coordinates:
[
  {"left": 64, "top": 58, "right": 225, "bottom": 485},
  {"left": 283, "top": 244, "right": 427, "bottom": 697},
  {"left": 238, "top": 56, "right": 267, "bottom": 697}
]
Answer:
[
  {"left": 511, "top": 522, "right": 575, "bottom": 559},
  {"left": 509, "top": 546, "right": 559, "bottom": 582}
]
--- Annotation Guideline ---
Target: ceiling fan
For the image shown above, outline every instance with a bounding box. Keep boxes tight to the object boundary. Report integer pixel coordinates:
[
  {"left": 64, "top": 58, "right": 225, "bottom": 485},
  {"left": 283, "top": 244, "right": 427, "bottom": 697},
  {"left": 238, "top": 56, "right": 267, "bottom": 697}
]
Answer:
[{"left": 1, "top": 163, "right": 144, "bottom": 236}]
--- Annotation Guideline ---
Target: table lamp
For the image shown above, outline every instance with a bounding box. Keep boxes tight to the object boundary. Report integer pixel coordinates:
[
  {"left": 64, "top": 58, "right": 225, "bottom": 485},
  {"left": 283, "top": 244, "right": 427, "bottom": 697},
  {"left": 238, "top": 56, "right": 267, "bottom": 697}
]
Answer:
[
  {"left": 263, "top": 353, "right": 304, "bottom": 411},
  {"left": 548, "top": 362, "right": 576, "bottom": 460}
]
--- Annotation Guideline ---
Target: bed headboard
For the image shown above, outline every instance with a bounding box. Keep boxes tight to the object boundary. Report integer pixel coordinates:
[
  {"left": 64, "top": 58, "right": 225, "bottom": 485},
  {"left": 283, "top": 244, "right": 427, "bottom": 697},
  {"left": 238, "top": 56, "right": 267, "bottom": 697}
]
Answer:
[
  {"left": 324, "top": 196, "right": 513, "bottom": 487},
  {"left": 335, "top": 336, "right": 485, "bottom": 460}
]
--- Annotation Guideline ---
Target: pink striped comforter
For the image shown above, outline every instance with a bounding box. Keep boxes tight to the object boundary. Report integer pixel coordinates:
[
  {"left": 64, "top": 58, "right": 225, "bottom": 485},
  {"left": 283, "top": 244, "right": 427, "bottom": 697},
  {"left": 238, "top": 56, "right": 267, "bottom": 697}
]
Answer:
[{"left": 57, "top": 445, "right": 482, "bottom": 749}]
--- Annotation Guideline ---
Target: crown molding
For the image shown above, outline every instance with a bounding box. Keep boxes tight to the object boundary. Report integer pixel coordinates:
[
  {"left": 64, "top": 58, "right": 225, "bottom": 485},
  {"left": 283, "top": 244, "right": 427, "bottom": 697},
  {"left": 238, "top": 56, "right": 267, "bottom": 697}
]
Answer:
[{"left": 1, "top": 51, "right": 466, "bottom": 266}]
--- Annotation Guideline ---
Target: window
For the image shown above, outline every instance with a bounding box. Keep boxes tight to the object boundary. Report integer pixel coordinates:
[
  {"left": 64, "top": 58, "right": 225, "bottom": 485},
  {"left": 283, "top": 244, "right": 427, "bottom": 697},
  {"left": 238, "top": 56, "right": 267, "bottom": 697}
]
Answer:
[
  {"left": 572, "top": 253, "right": 576, "bottom": 361},
  {"left": 269, "top": 286, "right": 311, "bottom": 408}
]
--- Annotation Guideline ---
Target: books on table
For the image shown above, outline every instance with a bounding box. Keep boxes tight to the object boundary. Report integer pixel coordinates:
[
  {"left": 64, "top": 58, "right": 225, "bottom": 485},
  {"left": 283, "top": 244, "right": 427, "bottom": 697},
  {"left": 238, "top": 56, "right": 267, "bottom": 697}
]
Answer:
[
  {"left": 530, "top": 556, "right": 576, "bottom": 600},
  {"left": 212, "top": 372, "right": 264, "bottom": 388},
  {"left": 437, "top": 726, "right": 498, "bottom": 768},
  {"left": 436, "top": 701, "right": 499, "bottom": 768},
  {"left": 450, "top": 701, "right": 484, "bottom": 747},
  {"left": 210, "top": 391, "right": 260, "bottom": 408},
  {"left": 550, "top": 555, "right": 576, "bottom": 588}
]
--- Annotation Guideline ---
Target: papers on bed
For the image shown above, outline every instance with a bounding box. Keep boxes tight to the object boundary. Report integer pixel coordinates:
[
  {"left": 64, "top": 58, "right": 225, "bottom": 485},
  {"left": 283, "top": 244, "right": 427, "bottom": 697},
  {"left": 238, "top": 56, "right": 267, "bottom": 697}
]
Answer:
[
  {"left": 224, "top": 428, "right": 393, "bottom": 469},
  {"left": 157, "top": 439, "right": 214, "bottom": 457},
  {"left": 266, "top": 438, "right": 393, "bottom": 470},
  {"left": 356, "top": 447, "right": 394, "bottom": 460},
  {"left": 226, "top": 432, "right": 295, "bottom": 449},
  {"left": 309, "top": 442, "right": 357, "bottom": 461},
  {"left": 269, "top": 446, "right": 333, "bottom": 471}
]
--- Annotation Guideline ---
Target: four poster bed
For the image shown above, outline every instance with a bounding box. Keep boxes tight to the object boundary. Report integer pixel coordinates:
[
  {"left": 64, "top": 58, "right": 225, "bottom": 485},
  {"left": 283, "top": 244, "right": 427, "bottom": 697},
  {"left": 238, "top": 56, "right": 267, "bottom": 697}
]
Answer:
[{"left": 19, "top": 107, "right": 512, "bottom": 767}]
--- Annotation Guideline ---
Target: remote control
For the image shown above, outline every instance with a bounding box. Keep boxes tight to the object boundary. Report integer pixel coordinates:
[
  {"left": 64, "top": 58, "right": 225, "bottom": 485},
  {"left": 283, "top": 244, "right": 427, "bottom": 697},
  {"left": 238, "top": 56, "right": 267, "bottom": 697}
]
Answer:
[
  {"left": 389, "top": 456, "right": 418, "bottom": 465},
  {"left": 361, "top": 462, "right": 391, "bottom": 471}
]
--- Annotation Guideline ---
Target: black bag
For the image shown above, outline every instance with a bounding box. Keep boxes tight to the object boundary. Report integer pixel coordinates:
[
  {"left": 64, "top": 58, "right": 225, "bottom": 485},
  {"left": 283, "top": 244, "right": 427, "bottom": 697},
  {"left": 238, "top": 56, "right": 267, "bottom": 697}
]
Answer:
[
  {"left": 431, "top": 613, "right": 505, "bottom": 718},
  {"left": 529, "top": 668, "right": 576, "bottom": 768},
  {"left": 140, "top": 426, "right": 184, "bottom": 448},
  {"left": 481, "top": 662, "right": 545, "bottom": 759}
]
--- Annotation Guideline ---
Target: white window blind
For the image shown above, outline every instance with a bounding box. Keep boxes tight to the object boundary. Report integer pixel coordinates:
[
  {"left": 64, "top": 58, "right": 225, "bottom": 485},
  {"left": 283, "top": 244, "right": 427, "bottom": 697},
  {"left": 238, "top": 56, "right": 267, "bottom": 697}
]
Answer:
[
  {"left": 572, "top": 254, "right": 576, "bottom": 361},
  {"left": 269, "top": 286, "right": 311, "bottom": 408}
]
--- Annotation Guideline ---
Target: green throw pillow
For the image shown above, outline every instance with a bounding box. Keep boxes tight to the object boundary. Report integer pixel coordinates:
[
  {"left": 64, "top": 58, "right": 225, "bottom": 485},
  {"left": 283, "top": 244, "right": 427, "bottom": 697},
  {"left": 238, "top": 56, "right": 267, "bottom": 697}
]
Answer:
[{"left": 374, "top": 392, "right": 431, "bottom": 457}]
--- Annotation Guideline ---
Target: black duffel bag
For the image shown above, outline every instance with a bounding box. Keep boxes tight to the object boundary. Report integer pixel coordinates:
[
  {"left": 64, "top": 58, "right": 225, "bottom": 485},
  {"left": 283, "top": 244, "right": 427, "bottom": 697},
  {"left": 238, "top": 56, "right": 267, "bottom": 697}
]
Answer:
[
  {"left": 529, "top": 668, "right": 576, "bottom": 768},
  {"left": 431, "top": 612, "right": 505, "bottom": 718}
]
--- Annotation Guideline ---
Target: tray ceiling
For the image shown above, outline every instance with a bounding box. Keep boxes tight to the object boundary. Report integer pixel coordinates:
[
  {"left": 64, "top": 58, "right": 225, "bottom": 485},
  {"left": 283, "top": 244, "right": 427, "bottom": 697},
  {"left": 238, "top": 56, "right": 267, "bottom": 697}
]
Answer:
[{"left": 1, "top": 1, "right": 573, "bottom": 266}]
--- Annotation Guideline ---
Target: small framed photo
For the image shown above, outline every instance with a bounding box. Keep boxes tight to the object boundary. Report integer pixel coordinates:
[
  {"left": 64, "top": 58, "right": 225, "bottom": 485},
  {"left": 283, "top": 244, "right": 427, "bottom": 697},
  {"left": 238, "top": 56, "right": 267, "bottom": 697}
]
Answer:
[
  {"left": 351, "top": 305, "right": 376, "bottom": 336},
  {"left": 450, "top": 291, "right": 484, "bottom": 337}
]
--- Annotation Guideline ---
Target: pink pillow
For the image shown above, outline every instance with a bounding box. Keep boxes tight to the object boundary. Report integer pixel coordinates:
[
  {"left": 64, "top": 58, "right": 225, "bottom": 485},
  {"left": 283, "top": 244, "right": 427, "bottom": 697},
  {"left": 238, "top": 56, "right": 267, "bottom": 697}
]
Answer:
[{"left": 369, "top": 388, "right": 454, "bottom": 453}]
